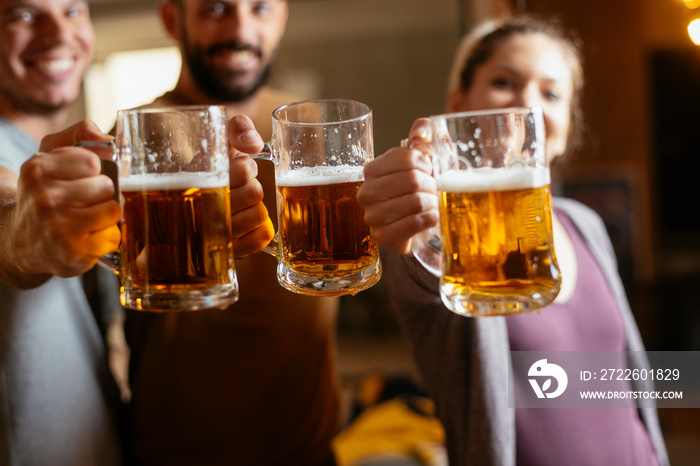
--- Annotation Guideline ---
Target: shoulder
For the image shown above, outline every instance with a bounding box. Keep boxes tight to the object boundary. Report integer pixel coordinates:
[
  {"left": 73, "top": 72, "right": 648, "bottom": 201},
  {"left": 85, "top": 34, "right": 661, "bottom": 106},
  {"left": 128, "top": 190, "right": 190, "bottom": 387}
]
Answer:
[
  {"left": 146, "top": 92, "right": 179, "bottom": 108},
  {"left": 553, "top": 196, "right": 606, "bottom": 233},
  {"left": 251, "top": 87, "right": 302, "bottom": 140},
  {"left": 553, "top": 196, "right": 617, "bottom": 262}
]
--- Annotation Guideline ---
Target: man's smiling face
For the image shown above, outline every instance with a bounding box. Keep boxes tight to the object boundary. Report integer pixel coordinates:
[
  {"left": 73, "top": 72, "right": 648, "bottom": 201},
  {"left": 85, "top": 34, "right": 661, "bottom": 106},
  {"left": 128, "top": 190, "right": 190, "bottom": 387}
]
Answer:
[
  {"left": 0, "top": 0, "right": 94, "bottom": 114},
  {"left": 178, "top": 0, "right": 288, "bottom": 102}
]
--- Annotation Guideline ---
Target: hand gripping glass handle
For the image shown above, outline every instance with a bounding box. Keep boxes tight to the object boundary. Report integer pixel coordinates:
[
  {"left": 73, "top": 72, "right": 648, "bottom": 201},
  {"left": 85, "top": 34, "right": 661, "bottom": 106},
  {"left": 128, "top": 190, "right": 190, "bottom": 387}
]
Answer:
[
  {"left": 249, "top": 142, "right": 283, "bottom": 259},
  {"left": 75, "top": 141, "right": 120, "bottom": 272},
  {"left": 400, "top": 138, "right": 442, "bottom": 277}
]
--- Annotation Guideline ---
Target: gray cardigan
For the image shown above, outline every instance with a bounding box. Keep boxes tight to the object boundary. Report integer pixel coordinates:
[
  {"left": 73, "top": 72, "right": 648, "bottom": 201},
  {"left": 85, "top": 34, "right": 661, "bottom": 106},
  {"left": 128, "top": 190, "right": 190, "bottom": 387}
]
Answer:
[{"left": 382, "top": 197, "right": 669, "bottom": 466}]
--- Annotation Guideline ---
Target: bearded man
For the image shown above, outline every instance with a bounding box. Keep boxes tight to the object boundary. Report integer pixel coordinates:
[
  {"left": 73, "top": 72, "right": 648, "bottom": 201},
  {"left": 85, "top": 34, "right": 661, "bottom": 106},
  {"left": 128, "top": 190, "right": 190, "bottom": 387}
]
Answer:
[{"left": 121, "top": 2, "right": 341, "bottom": 465}]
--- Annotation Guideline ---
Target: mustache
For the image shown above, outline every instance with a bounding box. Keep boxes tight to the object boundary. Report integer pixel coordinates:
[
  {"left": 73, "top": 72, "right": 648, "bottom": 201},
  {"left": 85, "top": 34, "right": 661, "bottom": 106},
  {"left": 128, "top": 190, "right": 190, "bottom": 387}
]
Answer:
[{"left": 206, "top": 42, "right": 262, "bottom": 57}]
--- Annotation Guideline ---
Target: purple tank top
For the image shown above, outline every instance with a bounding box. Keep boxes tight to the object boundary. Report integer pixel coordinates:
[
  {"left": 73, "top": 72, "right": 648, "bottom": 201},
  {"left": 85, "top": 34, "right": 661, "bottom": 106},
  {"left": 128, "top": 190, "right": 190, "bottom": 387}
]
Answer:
[{"left": 506, "top": 211, "right": 658, "bottom": 466}]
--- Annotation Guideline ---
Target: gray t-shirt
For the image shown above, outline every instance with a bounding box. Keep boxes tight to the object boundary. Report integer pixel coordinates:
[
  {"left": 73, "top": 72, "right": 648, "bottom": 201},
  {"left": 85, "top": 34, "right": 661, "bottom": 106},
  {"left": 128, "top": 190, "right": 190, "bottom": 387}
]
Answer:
[{"left": 0, "top": 118, "right": 124, "bottom": 465}]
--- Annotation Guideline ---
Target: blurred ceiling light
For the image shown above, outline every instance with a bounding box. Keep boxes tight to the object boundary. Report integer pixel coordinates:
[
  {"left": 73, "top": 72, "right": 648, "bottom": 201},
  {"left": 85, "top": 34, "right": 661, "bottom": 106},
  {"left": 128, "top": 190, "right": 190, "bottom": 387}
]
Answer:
[
  {"left": 689, "top": 18, "right": 700, "bottom": 45},
  {"left": 685, "top": 0, "right": 700, "bottom": 9}
]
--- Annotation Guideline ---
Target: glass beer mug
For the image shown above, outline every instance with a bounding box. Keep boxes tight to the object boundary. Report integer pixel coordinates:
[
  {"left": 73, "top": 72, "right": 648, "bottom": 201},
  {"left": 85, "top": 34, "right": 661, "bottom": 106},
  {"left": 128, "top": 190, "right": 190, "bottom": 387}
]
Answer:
[
  {"left": 95, "top": 105, "right": 238, "bottom": 312},
  {"left": 254, "top": 98, "right": 382, "bottom": 296},
  {"left": 411, "top": 107, "right": 562, "bottom": 317}
]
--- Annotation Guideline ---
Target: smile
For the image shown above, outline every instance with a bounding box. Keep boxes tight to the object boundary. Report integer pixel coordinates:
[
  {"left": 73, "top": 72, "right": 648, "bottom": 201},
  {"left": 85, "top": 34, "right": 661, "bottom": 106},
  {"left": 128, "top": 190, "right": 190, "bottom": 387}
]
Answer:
[
  {"left": 226, "top": 50, "right": 256, "bottom": 62},
  {"left": 33, "top": 58, "right": 75, "bottom": 74}
]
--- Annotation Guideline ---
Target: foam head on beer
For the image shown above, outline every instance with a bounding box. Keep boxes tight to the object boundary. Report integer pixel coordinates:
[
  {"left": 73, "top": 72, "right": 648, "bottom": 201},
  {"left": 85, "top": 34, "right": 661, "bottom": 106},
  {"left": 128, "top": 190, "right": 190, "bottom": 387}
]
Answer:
[
  {"left": 276, "top": 165, "right": 365, "bottom": 187},
  {"left": 120, "top": 172, "right": 229, "bottom": 192},
  {"left": 436, "top": 166, "right": 551, "bottom": 193}
]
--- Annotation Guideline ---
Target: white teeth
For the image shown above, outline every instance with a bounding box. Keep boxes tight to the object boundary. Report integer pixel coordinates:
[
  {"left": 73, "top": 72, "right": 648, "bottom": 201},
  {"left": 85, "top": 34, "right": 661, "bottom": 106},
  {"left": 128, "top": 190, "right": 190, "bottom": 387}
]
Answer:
[
  {"left": 228, "top": 50, "right": 254, "bottom": 61},
  {"left": 36, "top": 59, "right": 73, "bottom": 73}
]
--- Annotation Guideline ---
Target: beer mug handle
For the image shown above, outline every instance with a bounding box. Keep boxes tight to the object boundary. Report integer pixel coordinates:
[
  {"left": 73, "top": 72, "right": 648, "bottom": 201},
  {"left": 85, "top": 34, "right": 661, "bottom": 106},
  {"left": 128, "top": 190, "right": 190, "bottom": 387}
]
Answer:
[
  {"left": 75, "top": 141, "right": 121, "bottom": 273},
  {"left": 410, "top": 227, "right": 442, "bottom": 277},
  {"left": 399, "top": 138, "right": 442, "bottom": 277},
  {"left": 250, "top": 142, "right": 283, "bottom": 260}
]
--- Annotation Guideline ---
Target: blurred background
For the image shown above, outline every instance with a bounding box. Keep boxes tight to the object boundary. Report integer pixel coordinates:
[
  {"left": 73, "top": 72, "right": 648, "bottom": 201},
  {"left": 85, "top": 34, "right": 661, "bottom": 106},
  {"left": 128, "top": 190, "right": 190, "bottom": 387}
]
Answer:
[{"left": 78, "top": 0, "right": 700, "bottom": 463}]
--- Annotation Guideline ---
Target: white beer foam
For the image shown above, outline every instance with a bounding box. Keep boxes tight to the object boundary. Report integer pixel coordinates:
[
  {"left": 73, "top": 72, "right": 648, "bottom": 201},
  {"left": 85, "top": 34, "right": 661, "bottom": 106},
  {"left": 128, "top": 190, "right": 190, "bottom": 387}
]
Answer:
[
  {"left": 120, "top": 172, "right": 228, "bottom": 192},
  {"left": 437, "top": 167, "right": 550, "bottom": 193},
  {"left": 276, "top": 165, "right": 364, "bottom": 187}
]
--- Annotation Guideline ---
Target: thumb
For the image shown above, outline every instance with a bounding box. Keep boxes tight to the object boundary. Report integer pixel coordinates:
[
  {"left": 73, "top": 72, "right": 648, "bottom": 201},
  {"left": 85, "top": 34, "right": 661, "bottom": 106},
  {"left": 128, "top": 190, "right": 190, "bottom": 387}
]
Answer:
[
  {"left": 227, "top": 115, "right": 264, "bottom": 156},
  {"left": 40, "top": 120, "right": 112, "bottom": 152}
]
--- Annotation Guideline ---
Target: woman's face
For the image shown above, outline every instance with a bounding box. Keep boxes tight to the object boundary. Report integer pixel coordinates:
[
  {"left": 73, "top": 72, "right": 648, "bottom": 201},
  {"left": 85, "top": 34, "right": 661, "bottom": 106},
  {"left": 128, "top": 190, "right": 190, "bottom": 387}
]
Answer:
[{"left": 448, "top": 32, "right": 574, "bottom": 160}]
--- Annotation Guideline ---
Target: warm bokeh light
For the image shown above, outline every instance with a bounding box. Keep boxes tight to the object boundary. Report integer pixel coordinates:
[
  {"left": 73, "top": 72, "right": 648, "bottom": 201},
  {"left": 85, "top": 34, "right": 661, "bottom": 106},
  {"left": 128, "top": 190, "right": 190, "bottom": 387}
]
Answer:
[
  {"left": 685, "top": 0, "right": 700, "bottom": 9},
  {"left": 689, "top": 19, "right": 700, "bottom": 45}
]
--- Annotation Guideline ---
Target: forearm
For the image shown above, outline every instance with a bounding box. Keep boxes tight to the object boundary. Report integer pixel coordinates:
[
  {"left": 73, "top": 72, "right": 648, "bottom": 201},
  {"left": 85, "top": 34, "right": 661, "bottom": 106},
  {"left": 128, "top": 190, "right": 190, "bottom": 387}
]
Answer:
[{"left": 0, "top": 187, "right": 51, "bottom": 289}]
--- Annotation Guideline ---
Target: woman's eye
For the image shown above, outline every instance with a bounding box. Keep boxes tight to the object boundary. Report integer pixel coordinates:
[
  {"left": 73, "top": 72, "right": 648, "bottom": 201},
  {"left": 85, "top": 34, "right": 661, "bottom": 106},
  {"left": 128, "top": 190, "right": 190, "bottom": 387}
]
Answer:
[
  {"left": 543, "top": 90, "right": 560, "bottom": 102},
  {"left": 491, "top": 77, "right": 512, "bottom": 89}
]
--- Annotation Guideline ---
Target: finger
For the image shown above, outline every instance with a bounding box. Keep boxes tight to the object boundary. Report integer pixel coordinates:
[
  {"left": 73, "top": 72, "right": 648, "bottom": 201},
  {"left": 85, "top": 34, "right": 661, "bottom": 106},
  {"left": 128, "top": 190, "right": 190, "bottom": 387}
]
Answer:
[
  {"left": 26, "top": 177, "right": 116, "bottom": 216},
  {"left": 62, "top": 202, "right": 122, "bottom": 237},
  {"left": 232, "top": 223, "right": 275, "bottom": 258},
  {"left": 230, "top": 183, "right": 265, "bottom": 215},
  {"left": 363, "top": 191, "right": 439, "bottom": 227},
  {"left": 408, "top": 118, "right": 431, "bottom": 143},
  {"left": 59, "top": 226, "right": 122, "bottom": 272},
  {"left": 372, "top": 211, "right": 439, "bottom": 256},
  {"left": 229, "top": 155, "right": 259, "bottom": 189},
  {"left": 364, "top": 147, "right": 432, "bottom": 180},
  {"left": 227, "top": 115, "right": 264, "bottom": 155},
  {"left": 84, "top": 224, "right": 122, "bottom": 257},
  {"left": 358, "top": 168, "right": 436, "bottom": 206},
  {"left": 43, "top": 222, "right": 121, "bottom": 278},
  {"left": 230, "top": 202, "right": 273, "bottom": 239},
  {"left": 40, "top": 120, "right": 111, "bottom": 152},
  {"left": 59, "top": 176, "right": 117, "bottom": 207},
  {"left": 24, "top": 149, "right": 103, "bottom": 181}
]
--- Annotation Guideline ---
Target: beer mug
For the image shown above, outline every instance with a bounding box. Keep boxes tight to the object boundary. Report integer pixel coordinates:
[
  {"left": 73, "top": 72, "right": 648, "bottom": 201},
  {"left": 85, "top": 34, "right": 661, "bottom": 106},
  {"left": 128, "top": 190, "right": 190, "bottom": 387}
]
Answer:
[
  {"left": 254, "top": 99, "right": 382, "bottom": 296},
  {"left": 95, "top": 105, "right": 238, "bottom": 312},
  {"left": 411, "top": 107, "right": 561, "bottom": 317}
]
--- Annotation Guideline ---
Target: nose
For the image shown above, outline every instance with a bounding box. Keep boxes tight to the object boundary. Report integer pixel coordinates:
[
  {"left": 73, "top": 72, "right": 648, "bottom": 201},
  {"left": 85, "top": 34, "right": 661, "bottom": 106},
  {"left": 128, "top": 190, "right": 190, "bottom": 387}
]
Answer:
[
  {"left": 36, "top": 13, "right": 73, "bottom": 46},
  {"left": 224, "top": 4, "right": 257, "bottom": 44},
  {"left": 512, "top": 84, "right": 543, "bottom": 109}
]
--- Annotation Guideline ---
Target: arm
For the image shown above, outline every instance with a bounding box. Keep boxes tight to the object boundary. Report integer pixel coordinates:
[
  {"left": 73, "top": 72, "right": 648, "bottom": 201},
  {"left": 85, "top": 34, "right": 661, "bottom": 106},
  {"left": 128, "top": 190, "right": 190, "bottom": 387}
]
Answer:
[
  {"left": 357, "top": 118, "right": 438, "bottom": 255},
  {"left": 226, "top": 115, "right": 275, "bottom": 257},
  {"left": 0, "top": 120, "right": 121, "bottom": 289}
]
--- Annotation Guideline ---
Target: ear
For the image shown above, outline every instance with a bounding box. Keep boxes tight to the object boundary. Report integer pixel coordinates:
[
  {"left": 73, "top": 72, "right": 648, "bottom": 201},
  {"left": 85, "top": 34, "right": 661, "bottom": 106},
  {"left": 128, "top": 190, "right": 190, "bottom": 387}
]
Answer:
[
  {"left": 160, "top": 1, "right": 182, "bottom": 42},
  {"left": 445, "top": 88, "right": 464, "bottom": 113}
]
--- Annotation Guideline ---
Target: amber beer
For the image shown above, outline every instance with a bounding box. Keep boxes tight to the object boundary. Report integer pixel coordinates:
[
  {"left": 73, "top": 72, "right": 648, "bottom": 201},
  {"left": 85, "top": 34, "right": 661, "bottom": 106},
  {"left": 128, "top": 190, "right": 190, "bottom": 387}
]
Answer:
[
  {"left": 277, "top": 166, "right": 378, "bottom": 278},
  {"left": 119, "top": 173, "right": 236, "bottom": 307},
  {"left": 438, "top": 167, "right": 561, "bottom": 315}
]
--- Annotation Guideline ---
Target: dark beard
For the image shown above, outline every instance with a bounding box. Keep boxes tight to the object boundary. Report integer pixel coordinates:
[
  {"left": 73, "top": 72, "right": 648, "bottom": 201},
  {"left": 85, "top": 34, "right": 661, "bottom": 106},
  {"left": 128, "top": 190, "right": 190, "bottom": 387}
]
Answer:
[
  {"left": 2, "top": 91, "right": 70, "bottom": 116},
  {"left": 182, "top": 36, "right": 274, "bottom": 103}
]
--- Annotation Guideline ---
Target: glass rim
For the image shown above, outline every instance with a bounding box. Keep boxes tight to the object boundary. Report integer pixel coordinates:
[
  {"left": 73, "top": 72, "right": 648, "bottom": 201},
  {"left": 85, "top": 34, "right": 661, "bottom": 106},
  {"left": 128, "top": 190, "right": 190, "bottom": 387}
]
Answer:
[
  {"left": 429, "top": 106, "right": 543, "bottom": 122},
  {"left": 117, "top": 104, "right": 226, "bottom": 116},
  {"left": 272, "top": 98, "right": 372, "bottom": 126}
]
